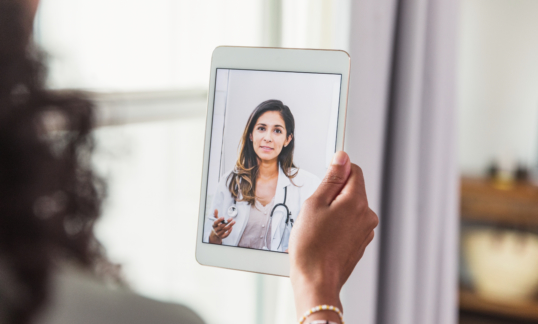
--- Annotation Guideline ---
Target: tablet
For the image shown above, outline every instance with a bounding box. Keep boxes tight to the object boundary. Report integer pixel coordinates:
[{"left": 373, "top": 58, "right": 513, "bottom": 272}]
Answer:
[{"left": 196, "top": 46, "right": 350, "bottom": 277}]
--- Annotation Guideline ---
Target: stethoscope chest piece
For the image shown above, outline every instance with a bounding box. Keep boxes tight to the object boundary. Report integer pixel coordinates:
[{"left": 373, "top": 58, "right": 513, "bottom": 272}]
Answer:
[{"left": 227, "top": 205, "right": 238, "bottom": 217}]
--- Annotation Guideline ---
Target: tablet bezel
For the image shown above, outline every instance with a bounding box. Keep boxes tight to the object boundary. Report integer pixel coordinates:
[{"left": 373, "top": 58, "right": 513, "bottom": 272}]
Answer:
[{"left": 195, "top": 46, "right": 350, "bottom": 277}]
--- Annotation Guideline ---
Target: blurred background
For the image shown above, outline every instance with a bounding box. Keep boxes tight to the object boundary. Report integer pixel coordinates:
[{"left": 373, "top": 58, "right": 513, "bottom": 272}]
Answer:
[
  {"left": 34, "top": 0, "right": 538, "bottom": 323},
  {"left": 458, "top": 1, "right": 538, "bottom": 323}
]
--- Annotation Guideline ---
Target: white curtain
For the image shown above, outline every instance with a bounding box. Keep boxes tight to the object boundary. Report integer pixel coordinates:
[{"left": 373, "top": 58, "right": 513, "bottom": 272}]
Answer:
[{"left": 342, "top": 0, "right": 459, "bottom": 323}]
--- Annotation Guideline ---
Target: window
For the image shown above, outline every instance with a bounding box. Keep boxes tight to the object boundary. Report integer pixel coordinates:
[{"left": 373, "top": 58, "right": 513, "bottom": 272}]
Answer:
[{"left": 36, "top": 0, "right": 265, "bottom": 91}]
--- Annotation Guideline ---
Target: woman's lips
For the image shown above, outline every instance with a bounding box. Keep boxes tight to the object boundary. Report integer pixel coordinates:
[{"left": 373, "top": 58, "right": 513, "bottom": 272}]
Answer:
[{"left": 260, "top": 146, "right": 273, "bottom": 152}]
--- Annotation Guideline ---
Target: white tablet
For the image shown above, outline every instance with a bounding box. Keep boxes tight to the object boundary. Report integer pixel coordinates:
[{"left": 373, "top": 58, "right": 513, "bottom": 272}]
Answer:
[{"left": 196, "top": 46, "right": 350, "bottom": 277}]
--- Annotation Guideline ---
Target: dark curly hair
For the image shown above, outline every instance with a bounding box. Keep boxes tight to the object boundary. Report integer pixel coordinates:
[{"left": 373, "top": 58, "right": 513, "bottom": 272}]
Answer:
[{"left": 0, "top": 1, "right": 105, "bottom": 323}]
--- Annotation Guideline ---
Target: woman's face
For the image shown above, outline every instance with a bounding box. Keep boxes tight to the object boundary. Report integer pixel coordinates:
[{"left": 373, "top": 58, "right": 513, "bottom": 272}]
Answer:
[{"left": 250, "top": 111, "right": 293, "bottom": 163}]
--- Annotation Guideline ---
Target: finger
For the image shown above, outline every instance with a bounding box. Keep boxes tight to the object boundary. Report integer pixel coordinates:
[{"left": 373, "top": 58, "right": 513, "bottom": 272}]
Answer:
[
  {"left": 214, "top": 223, "right": 226, "bottom": 234},
  {"left": 212, "top": 217, "right": 225, "bottom": 228},
  {"left": 216, "top": 223, "right": 228, "bottom": 234},
  {"left": 223, "top": 221, "right": 235, "bottom": 232},
  {"left": 212, "top": 218, "right": 220, "bottom": 228},
  {"left": 221, "top": 229, "right": 231, "bottom": 238},
  {"left": 312, "top": 151, "right": 351, "bottom": 206},
  {"left": 336, "top": 164, "right": 367, "bottom": 203},
  {"left": 214, "top": 209, "right": 219, "bottom": 217},
  {"left": 213, "top": 227, "right": 223, "bottom": 237}
]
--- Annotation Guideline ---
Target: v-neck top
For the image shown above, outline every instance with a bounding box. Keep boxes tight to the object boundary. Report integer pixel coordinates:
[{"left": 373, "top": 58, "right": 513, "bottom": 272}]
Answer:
[{"left": 237, "top": 198, "right": 274, "bottom": 250}]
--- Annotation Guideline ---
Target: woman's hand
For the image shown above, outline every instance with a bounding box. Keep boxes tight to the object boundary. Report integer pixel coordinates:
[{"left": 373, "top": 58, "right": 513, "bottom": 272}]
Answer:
[
  {"left": 288, "top": 151, "right": 379, "bottom": 323},
  {"left": 208, "top": 209, "right": 236, "bottom": 244}
]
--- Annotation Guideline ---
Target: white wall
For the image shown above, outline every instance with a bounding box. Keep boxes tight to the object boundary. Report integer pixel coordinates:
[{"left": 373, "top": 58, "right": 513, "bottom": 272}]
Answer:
[{"left": 458, "top": 0, "right": 538, "bottom": 175}]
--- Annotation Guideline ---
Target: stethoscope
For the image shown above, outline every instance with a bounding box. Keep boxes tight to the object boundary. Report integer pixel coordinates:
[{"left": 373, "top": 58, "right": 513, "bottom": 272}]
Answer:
[{"left": 227, "top": 186, "right": 293, "bottom": 251}]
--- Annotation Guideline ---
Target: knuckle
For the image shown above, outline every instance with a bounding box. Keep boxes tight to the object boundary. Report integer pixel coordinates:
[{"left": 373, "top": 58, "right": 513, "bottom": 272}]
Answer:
[{"left": 369, "top": 210, "right": 379, "bottom": 228}]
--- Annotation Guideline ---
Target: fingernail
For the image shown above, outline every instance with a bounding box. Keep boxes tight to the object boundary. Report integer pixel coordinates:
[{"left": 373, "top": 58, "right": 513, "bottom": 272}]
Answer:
[{"left": 331, "top": 151, "right": 348, "bottom": 165}]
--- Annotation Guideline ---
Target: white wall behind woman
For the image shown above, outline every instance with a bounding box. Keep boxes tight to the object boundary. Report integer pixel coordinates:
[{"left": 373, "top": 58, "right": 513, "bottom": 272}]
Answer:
[
  {"left": 458, "top": 0, "right": 538, "bottom": 175},
  {"left": 219, "top": 69, "right": 341, "bottom": 180}
]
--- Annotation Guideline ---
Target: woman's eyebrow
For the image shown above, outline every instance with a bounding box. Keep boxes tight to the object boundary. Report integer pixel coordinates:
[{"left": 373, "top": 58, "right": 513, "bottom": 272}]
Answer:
[{"left": 256, "top": 123, "right": 284, "bottom": 128}]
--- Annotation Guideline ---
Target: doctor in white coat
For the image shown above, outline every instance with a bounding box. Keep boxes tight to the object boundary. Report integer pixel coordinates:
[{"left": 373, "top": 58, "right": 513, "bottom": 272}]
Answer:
[{"left": 203, "top": 100, "right": 320, "bottom": 252}]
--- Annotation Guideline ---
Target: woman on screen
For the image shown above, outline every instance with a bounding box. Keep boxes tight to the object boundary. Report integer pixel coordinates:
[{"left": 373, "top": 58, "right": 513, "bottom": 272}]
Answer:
[{"left": 204, "top": 100, "right": 321, "bottom": 252}]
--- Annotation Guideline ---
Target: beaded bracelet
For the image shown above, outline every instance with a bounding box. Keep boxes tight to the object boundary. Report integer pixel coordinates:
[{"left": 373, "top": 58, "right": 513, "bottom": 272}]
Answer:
[
  {"left": 306, "top": 321, "right": 340, "bottom": 324},
  {"left": 298, "top": 305, "right": 344, "bottom": 324}
]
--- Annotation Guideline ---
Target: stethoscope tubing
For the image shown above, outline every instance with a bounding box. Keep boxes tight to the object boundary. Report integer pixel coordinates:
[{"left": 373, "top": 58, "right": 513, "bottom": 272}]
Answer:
[{"left": 262, "top": 187, "right": 292, "bottom": 250}]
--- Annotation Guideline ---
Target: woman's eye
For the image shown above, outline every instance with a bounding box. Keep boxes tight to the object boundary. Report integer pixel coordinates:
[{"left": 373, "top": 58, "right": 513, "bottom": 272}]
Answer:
[
  {"left": 274, "top": 129, "right": 282, "bottom": 134},
  {"left": 257, "top": 126, "right": 265, "bottom": 131}
]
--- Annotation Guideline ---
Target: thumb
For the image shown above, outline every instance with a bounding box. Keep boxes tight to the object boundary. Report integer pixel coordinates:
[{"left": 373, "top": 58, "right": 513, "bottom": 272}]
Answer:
[{"left": 313, "top": 151, "right": 351, "bottom": 206}]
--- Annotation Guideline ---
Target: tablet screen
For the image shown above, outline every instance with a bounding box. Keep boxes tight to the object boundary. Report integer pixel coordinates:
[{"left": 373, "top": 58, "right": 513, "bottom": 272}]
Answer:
[{"left": 203, "top": 69, "right": 342, "bottom": 253}]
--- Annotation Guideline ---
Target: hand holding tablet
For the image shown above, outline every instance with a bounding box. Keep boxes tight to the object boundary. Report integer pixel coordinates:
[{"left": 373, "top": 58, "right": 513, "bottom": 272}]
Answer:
[{"left": 289, "top": 151, "right": 379, "bottom": 322}]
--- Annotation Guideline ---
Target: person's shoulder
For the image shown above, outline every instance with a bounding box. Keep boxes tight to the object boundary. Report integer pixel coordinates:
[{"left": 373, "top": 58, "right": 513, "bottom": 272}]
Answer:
[
  {"left": 218, "top": 170, "right": 235, "bottom": 186},
  {"left": 38, "top": 266, "right": 205, "bottom": 324}
]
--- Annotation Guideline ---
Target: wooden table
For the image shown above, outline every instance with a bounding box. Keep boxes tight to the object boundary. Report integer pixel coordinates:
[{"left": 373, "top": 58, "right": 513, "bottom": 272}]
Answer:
[{"left": 461, "top": 177, "right": 538, "bottom": 228}]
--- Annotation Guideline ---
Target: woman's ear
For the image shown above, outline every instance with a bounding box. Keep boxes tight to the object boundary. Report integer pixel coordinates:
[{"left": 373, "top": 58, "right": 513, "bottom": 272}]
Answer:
[
  {"left": 284, "top": 133, "right": 293, "bottom": 147},
  {"left": 249, "top": 133, "right": 253, "bottom": 141}
]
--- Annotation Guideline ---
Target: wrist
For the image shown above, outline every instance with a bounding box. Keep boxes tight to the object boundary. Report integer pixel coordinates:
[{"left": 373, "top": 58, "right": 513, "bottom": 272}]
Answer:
[
  {"left": 208, "top": 231, "right": 222, "bottom": 244},
  {"left": 291, "top": 272, "right": 343, "bottom": 323}
]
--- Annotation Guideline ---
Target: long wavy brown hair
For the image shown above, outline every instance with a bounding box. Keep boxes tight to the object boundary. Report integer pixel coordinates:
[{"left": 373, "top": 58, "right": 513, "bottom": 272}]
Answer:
[
  {"left": 227, "top": 99, "right": 297, "bottom": 205},
  {"left": 0, "top": 2, "right": 105, "bottom": 323}
]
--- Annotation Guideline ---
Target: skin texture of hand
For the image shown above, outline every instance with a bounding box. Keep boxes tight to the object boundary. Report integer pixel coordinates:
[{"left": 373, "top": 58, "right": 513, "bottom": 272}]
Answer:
[
  {"left": 208, "top": 209, "right": 236, "bottom": 244},
  {"left": 289, "top": 151, "right": 379, "bottom": 323}
]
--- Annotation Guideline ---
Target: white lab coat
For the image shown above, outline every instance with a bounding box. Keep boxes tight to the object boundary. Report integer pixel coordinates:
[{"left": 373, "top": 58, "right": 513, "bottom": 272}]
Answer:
[{"left": 203, "top": 165, "right": 321, "bottom": 252}]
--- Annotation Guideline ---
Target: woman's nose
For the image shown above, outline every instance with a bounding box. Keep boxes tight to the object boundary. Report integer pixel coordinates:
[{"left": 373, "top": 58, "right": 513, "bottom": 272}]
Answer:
[{"left": 263, "top": 133, "right": 272, "bottom": 142}]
